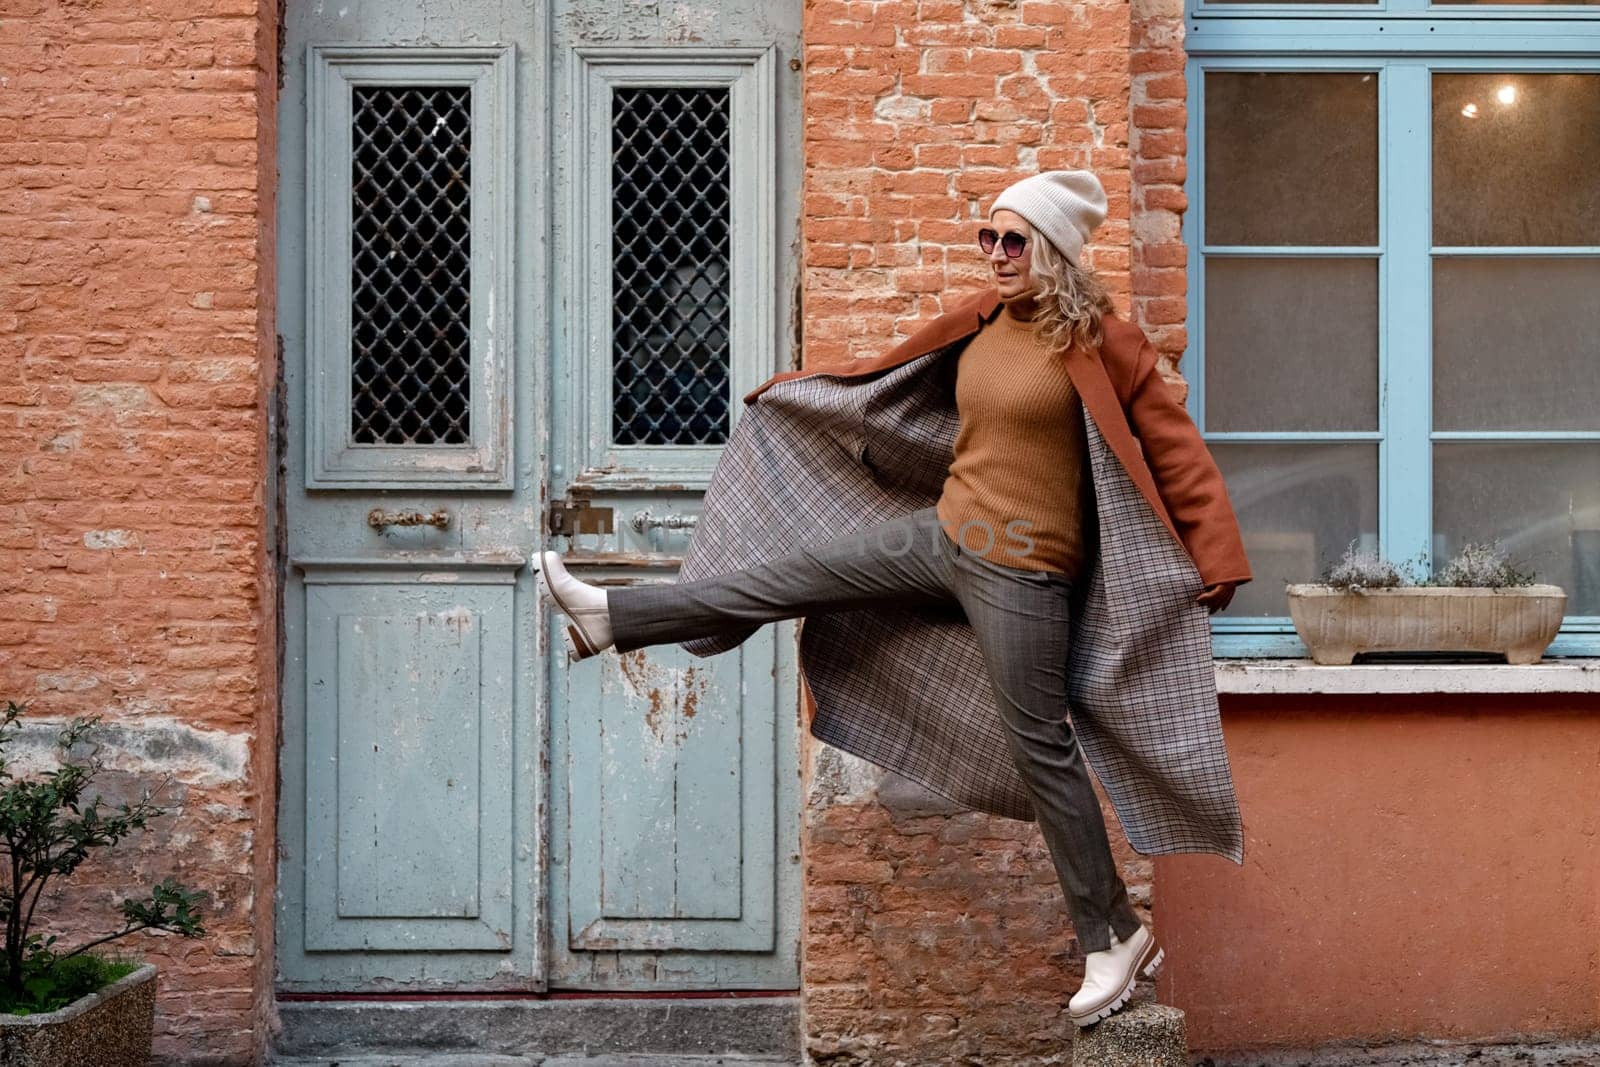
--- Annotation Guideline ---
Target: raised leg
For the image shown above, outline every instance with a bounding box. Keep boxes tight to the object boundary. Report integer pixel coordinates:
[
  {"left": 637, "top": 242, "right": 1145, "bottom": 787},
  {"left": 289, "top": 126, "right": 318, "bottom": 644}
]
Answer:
[{"left": 607, "top": 506, "right": 958, "bottom": 653}]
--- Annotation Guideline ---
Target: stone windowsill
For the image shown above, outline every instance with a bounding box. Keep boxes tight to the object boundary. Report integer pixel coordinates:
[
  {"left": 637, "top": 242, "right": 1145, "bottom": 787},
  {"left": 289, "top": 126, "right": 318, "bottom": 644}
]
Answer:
[{"left": 1215, "top": 658, "right": 1600, "bottom": 694}]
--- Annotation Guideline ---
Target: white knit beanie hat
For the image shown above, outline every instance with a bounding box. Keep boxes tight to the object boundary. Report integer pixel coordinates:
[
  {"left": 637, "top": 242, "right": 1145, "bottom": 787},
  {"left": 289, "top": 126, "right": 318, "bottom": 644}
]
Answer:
[{"left": 989, "top": 170, "right": 1107, "bottom": 268}]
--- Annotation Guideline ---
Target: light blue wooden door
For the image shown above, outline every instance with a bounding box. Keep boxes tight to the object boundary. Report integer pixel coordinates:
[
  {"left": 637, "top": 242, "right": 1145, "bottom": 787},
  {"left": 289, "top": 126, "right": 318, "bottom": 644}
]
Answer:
[
  {"left": 545, "top": 0, "right": 804, "bottom": 990},
  {"left": 276, "top": 0, "right": 801, "bottom": 993}
]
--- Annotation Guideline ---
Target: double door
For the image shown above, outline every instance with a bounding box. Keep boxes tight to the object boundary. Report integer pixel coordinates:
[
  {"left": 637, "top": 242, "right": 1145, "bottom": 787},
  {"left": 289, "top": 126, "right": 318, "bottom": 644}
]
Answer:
[{"left": 275, "top": 0, "right": 801, "bottom": 992}]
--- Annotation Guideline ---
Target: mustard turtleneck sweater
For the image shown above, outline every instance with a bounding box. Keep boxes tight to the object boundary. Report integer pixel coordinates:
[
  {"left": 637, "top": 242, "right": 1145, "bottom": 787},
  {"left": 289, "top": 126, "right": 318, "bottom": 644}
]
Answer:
[{"left": 934, "top": 297, "right": 1096, "bottom": 579}]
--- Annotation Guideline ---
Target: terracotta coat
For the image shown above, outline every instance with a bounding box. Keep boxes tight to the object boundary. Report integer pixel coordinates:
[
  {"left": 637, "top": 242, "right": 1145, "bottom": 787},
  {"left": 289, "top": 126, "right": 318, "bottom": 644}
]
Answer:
[
  {"left": 676, "top": 285, "right": 1252, "bottom": 862},
  {"left": 746, "top": 286, "right": 1253, "bottom": 590}
]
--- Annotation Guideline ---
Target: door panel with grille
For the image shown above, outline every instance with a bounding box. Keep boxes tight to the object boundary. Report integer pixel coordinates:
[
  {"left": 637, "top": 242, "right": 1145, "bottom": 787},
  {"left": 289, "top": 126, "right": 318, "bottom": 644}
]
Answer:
[
  {"left": 349, "top": 84, "right": 474, "bottom": 447},
  {"left": 278, "top": 25, "right": 536, "bottom": 992},
  {"left": 305, "top": 48, "right": 513, "bottom": 489},
  {"left": 547, "top": 8, "right": 803, "bottom": 990}
]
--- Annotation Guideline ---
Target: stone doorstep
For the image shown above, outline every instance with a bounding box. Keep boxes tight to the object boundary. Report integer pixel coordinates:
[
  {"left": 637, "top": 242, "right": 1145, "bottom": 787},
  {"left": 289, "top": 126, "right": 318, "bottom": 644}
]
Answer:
[
  {"left": 270, "top": 995, "right": 802, "bottom": 1062},
  {"left": 269, "top": 1057, "right": 797, "bottom": 1066},
  {"left": 268, "top": 996, "right": 1600, "bottom": 1067},
  {"left": 263, "top": 1039, "right": 1600, "bottom": 1067}
]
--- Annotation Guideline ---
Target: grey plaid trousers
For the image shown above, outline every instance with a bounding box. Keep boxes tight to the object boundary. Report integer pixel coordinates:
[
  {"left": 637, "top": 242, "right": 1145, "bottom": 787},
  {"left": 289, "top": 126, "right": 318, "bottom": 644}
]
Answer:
[{"left": 607, "top": 504, "right": 1143, "bottom": 954}]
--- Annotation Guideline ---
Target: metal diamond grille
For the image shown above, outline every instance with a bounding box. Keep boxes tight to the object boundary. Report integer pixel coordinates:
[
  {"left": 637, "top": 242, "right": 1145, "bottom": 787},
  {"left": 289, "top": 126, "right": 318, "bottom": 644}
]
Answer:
[
  {"left": 611, "top": 86, "right": 732, "bottom": 446},
  {"left": 350, "top": 84, "right": 472, "bottom": 446}
]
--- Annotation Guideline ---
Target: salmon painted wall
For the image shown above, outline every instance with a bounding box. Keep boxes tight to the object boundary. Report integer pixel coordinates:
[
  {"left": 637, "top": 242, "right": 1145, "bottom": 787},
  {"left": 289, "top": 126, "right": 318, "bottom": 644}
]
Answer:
[{"left": 1157, "top": 694, "right": 1600, "bottom": 1052}]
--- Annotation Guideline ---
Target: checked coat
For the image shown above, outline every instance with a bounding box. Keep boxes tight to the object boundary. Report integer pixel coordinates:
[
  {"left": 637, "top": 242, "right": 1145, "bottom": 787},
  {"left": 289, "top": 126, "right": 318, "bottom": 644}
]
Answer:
[{"left": 674, "top": 286, "right": 1253, "bottom": 863}]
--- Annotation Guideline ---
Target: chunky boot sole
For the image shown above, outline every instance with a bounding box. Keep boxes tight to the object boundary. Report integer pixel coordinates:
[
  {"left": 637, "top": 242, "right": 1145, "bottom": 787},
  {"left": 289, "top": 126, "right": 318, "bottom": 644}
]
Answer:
[{"left": 1068, "top": 934, "right": 1163, "bottom": 1028}]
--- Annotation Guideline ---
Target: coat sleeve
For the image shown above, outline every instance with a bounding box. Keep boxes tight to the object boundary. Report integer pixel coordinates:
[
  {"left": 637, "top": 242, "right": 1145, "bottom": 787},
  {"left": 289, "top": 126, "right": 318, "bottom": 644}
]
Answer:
[{"left": 1123, "top": 334, "right": 1254, "bottom": 588}]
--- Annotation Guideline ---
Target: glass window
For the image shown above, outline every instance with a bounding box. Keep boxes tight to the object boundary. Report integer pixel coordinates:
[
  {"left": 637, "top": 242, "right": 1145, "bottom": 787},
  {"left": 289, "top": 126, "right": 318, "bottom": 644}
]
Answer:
[
  {"left": 610, "top": 86, "right": 733, "bottom": 447},
  {"left": 1430, "top": 72, "right": 1600, "bottom": 620},
  {"left": 1203, "top": 257, "right": 1379, "bottom": 433},
  {"left": 1212, "top": 444, "right": 1380, "bottom": 619},
  {"left": 1432, "top": 257, "right": 1600, "bottom": 433},
  {"left": 350, "top": 85, "right": 473, "bottom": 446},
  {"left": 1189, "top": 13, "right": 1600, "bottom": 655},
  {"left": 1203, "top": 71, "right": 1378, "bottom": 248},
  {"left": 1434, "top": 444, "right": 1600, "bottom": 615},
  {"left": 1432, "top": 73, "right": 1600, "bottom": 247},
  {"left": 1436, "top": 0, "right": 1600, "bottom": 8}
]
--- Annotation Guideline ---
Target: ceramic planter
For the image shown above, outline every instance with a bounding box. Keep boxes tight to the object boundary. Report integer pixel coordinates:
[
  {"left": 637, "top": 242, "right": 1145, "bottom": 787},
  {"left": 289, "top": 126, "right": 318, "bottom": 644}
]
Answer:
[
  {"left": 1285, "top": 584, "right": 1567, "bottom": 665},
  {"left": 0, "top": 962, "right": 156, "bottom": 1067}
]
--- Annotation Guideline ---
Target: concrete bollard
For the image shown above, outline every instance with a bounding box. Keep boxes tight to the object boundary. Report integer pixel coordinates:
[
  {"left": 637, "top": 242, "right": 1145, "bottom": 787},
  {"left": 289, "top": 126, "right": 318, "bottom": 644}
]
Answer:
[{"left": 1072, "top": 1002, "right": 1187, "bottom": 1067}]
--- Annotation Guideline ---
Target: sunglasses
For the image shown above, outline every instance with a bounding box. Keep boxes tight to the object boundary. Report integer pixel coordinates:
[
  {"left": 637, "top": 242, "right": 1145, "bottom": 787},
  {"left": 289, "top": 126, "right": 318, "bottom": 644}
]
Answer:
[{"left": 978, "top": 227, "right": 1028, "bottom": 259}]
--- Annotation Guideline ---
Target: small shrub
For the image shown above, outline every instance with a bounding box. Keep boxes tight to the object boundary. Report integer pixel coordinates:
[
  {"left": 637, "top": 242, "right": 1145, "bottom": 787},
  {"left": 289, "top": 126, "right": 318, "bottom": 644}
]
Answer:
[
  {"left": 0, "top": 954, "right": 141, "bottom": 1017},
  {"left": 0, "top": 700, "right": 207, "bottom": 1015}
]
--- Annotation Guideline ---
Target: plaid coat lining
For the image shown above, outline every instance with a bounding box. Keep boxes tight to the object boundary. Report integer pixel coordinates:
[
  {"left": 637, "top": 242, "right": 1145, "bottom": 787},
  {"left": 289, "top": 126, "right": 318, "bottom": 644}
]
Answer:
[{"left": 676, "top": 339, "right": 1246, "bottom": 864}]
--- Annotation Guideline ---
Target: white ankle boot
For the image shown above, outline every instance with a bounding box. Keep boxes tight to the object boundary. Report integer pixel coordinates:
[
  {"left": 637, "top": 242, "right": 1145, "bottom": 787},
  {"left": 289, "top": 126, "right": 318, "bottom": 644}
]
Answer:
[
  {"left": 535, "top": 550, "right": 614, "bottom": 660},
  {"left": 1066, "top": 921, "right": 1163, "bottom": 1028}
]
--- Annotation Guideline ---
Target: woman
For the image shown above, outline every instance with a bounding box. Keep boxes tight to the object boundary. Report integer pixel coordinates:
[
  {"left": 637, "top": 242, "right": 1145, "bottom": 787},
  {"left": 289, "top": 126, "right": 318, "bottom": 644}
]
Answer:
[{"left": 536, "top": 170, "right": 1247, "bottom": 1028}]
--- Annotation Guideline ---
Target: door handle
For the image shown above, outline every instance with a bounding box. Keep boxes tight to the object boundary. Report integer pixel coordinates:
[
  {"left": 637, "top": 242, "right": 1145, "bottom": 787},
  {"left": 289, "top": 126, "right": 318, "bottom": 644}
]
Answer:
[
  {"left": 628, "top": 510, "right": 699, "bottom": 534},
  {"left": 367, "top": 507, "right": 451, "bottom": 531}
]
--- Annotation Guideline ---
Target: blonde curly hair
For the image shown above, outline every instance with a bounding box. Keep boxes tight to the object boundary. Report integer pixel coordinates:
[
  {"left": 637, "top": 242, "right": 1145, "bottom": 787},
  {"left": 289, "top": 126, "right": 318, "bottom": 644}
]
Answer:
[{"left": 1018, "top": 219, "right": 1116, "bottom": 358}]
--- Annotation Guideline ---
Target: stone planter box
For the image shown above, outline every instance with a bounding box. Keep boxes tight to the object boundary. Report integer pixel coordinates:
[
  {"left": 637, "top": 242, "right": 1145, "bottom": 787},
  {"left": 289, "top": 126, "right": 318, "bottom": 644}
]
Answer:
[
  {"left": 1285, "top": 584, "right": 1567, "bottom": 665},
  {"left": 0, "top": 962, "right": 156, "bottom": 1067}
]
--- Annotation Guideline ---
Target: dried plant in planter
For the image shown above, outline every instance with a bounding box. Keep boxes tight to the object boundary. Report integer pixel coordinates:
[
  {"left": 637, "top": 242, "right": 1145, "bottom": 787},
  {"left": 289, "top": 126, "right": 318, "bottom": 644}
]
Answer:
[
  {"left": 1319, "top": 540, "right": 1423, "bottom": 590},
  {"left": 1318, "top": 538, "right": 1538, "bottom": 589},
  {"left": 0, "top": 699, "right": 206, "bottom": 1015},
  {"left": 1292, "top": 539, "right": 1564, "bottom": 664},
  {"left": 1424, "top": 539, "right": 1538, "bottom": 589}
]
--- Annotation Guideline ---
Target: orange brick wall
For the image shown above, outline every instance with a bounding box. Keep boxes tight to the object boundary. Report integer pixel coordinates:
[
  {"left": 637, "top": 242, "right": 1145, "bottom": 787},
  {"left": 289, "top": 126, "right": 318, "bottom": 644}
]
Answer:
[
  {"left": 802, "top": 763, "right": 1156, "bottom": 1062},
  {"left": 1, "top": 0, "right": 1181, "bottom": 1060},
  {"left": 797, "top": 0, "right": 1185, "bottom": 1059},
  {"left": 1129, "top": 0, "right": 1191, "bottom": 377},
  {"left": 800, "top": 0, "right": 1190, "bottom": 359},
  {"left": 0, "top": 2, "right": 279, "bottom": 1063}
]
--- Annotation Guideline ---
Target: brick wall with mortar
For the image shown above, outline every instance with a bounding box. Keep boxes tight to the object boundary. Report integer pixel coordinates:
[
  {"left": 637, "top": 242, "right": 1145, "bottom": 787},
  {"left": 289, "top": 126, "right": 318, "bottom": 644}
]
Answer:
[
  {"left": 797, "top": 0, "right": 1188, "bottom": 1060},
  {"left": 0, "top": 2, "right": 279, "bottom": 1063},
  {"left": 0, "top": 0, "right": 1187, "bottom": 1062}
]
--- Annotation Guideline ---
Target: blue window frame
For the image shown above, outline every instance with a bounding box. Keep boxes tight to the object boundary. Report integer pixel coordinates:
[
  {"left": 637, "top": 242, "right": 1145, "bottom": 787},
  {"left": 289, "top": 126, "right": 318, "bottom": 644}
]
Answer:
[{"left": 1185, "top": 5, "right": 1600, "bottom": 657}]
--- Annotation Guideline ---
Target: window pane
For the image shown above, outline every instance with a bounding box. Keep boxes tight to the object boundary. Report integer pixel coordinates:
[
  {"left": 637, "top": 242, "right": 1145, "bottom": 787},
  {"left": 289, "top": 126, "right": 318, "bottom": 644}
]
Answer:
[
  {"left": 1210, "top": 444, "right": 1379, "bottom": 619},
  {"left": 1434, "top": 257, "right": 1600, "bottom": 432},
  {"left": 1205, "top": 258, "right": 1378, "bottom": 432},
  {"left": 350, "top": 85, "right": 473, "bottom": 446},
  {"left": 1433, "top": 73, "right": 1600, "bottom": 247},
  {"left": 1204, "top": 72, "right": 1378, "bottom": 247},
  {"left": 1434, "top": 443, "right": 1600, "bottom": 615},
  {"left": 612, "top": 86, "right": 732, "bottom": 446}
]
